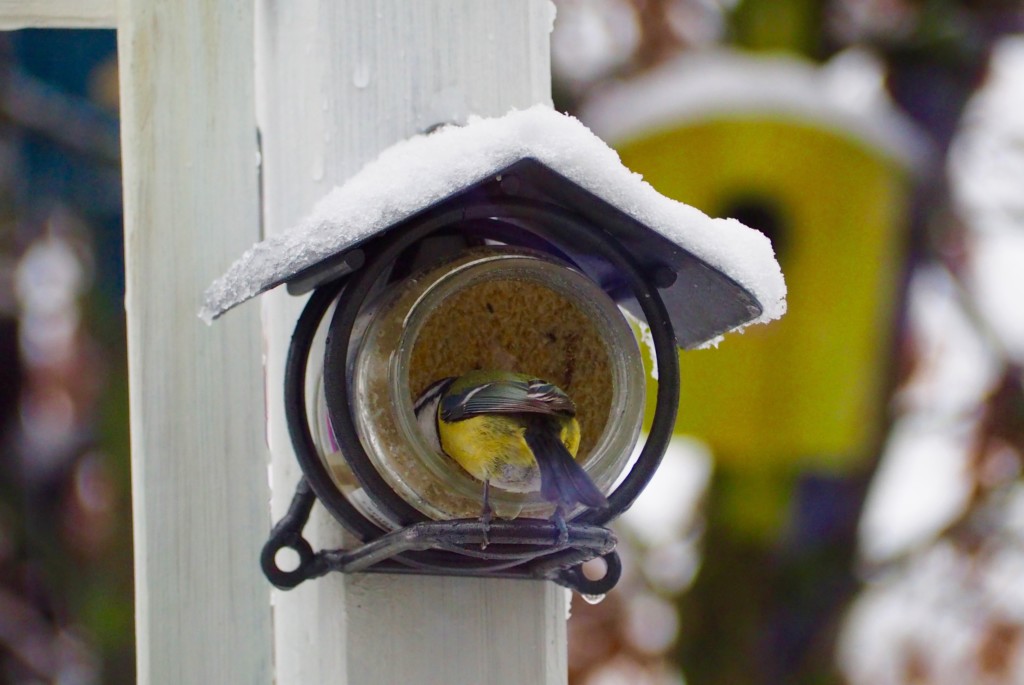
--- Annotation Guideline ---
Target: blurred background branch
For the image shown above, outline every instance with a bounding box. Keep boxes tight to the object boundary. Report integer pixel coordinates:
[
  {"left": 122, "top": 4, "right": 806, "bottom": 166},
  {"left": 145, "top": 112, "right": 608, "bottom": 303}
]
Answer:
[
  {"left": 0, "top": 29, "right": 129, "bottom": 684},
  {"left": 552, "top": 1, "right": 1024, "bottom": 684}
]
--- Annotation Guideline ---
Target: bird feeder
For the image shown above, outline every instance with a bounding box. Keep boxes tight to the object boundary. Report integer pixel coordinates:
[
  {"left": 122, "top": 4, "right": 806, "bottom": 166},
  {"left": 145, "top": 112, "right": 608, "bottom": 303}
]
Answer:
[{"left": 200, "top": 106, "right": 785, "bottom": 595}]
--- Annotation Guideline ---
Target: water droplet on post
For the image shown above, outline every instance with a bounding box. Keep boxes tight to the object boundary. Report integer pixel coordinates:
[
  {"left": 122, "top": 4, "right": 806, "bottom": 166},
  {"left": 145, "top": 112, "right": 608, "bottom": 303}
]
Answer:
[
  {"left": 581, "top": 593, "right": 606, "bottom": 605},
  {"left": 311, "top": 153, "right": 324, "bottom": 181},
  {"left": 352, "top": 63, "right": 371, "bottom": 89}
]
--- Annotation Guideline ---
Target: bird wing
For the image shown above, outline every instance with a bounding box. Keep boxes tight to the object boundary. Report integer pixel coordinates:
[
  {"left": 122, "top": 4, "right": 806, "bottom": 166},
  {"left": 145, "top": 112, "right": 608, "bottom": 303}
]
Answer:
[
  {"left": 413, "top": 377, "right": 454, "bottom": 452},
  {"left": 439, "top": 377, "right": 576, "bottom": 422},
  {"left": 414, "top": 377, "right": 455, "bottom": 417}
]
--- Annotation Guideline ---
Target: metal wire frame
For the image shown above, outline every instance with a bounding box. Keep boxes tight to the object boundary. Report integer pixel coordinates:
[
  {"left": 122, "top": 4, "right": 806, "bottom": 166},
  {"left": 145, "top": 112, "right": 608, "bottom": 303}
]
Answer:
[{"left": 261, "top": 196, "right": 680, "bottom": 595}]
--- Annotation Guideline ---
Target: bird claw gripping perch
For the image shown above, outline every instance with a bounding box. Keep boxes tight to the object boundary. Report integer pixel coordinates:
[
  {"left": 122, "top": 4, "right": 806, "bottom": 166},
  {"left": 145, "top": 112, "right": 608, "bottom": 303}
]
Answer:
[{"left": 261, "top": 476, "right": 623, "bottom": 595}]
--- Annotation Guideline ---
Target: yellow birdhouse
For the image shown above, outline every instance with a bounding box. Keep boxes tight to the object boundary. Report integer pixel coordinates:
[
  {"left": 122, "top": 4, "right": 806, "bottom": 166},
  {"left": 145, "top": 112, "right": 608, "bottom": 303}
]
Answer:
[{"left": 582, "top": 50, "right": 927, "bottom": 472}]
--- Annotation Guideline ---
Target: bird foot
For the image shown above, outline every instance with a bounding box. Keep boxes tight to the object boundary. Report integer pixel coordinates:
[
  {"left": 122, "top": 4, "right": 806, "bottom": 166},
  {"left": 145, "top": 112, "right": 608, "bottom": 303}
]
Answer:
[
  {"left": 553, "top": 506, "right": 569, "bottom": 546},
  {"left": 480, "top": 510, "right": 492, "bottom": 550},
  {"left": 479, "top": 482, "right": 493, "bottom": 549}
]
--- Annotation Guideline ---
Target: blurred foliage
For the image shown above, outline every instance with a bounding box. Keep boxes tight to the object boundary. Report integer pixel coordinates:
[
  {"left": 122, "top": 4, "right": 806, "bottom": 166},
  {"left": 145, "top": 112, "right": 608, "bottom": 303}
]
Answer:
[
  {"left": 732, "top": 0, "right": 823, "bottom": 55},
  {"left": 553, "top": 1, "right": 1024, "bottom": 684},
  {"left": 0, "top": 29, "right": 130, "bottom": 684}
]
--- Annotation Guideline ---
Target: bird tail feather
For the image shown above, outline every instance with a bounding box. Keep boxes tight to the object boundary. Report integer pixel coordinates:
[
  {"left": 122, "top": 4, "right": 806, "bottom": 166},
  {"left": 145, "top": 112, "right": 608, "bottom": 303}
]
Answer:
[{"left": 525, "top": 425, "right": 608, "bottom": 510}]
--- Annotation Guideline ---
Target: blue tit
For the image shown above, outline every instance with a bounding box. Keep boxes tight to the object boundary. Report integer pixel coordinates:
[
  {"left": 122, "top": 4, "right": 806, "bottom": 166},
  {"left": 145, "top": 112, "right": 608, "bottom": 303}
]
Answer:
[{"left": 414, "top": 370, "right": 608, "bottom": 542}]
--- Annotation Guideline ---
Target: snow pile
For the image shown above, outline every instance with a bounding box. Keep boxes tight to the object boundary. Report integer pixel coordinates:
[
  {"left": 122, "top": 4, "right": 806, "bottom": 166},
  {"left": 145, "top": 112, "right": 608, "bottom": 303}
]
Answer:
[
  {"left": 550, "top": 0, "right": 639, "bottom": 84},
  {"left": 840, "top": 489, "right": 1024, "bottom": 685},
  {"left": 857, "top": 267, "right": 999, "bottom": 564},
  {"left": 949, "top": 36, "right": 1024, "bottom": 239},
  {"left": 858, "top": 417, "right": 974, "bottom": 563},
  {"left": 200, "top": 105, "right": 786, "bottom": 330},
  {"left": 949, "top": 36, "right": 1024, "bottom": 361}
]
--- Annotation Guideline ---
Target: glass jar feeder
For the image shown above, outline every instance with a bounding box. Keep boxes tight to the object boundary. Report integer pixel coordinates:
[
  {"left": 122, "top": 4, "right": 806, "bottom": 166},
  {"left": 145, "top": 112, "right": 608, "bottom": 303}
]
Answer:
[{"left": 309, "top": 246, "right": 645, "bottom": 528}]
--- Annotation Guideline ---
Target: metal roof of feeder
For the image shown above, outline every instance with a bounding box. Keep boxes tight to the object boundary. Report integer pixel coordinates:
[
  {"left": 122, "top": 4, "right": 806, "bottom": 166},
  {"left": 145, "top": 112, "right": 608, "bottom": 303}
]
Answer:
[{"left": 200, "top": 106, "right": 786, "bottom": 349}]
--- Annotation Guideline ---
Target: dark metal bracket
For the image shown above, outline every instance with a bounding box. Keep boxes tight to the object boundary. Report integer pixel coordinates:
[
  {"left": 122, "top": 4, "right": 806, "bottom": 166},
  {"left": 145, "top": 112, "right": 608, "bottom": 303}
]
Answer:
[{"left": 262, "top": 477, "right": 623, "bottom": 596}]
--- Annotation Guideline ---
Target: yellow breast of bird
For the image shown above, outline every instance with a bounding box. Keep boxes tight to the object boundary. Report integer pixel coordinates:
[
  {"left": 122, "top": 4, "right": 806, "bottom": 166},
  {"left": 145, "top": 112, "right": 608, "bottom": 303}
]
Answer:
[{"left": 438, "top": 414, "right": 581, "bottom": 493}]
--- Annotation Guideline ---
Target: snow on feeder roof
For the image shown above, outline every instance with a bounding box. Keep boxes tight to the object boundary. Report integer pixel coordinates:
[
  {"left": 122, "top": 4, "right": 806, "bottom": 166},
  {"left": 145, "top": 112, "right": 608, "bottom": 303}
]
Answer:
[{"left": 199, "top": 105, "right": 786, "bottom": 348}]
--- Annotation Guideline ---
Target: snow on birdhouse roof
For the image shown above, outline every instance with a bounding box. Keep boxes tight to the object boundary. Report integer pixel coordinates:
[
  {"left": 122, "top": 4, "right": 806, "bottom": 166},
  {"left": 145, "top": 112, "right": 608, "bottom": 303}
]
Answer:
[
  {"left": 200, "top": 105, "right": 786, "bottom": 334},
  {"left": 580, "top": 49, "right": 929, "bottom": 170}
]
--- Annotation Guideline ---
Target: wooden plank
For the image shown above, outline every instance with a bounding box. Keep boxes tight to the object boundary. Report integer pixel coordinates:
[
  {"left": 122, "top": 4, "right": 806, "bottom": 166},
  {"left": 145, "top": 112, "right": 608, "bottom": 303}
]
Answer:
[
  {"left": 117, "top": 0, "right": 272, "bottom": 683},
  {"left": 254, "top": 1, "right": 563, "bottom": 683},
  {"left": 0, "top": 0, "right": 116, "bottom": 28}
]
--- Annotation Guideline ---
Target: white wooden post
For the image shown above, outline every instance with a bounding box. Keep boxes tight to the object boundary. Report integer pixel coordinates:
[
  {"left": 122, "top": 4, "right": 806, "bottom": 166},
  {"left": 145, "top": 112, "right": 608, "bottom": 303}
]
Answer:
[
  {"left": 255, "top": 1, "right": 567, "bottom": 683},
  {"left": 117, "top": 0, "right": 273, "bottom": 682}
]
